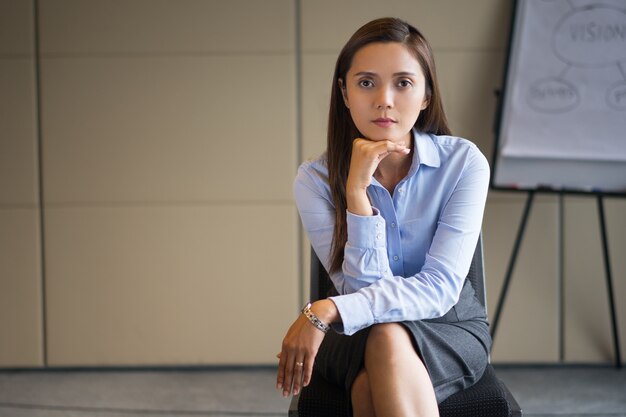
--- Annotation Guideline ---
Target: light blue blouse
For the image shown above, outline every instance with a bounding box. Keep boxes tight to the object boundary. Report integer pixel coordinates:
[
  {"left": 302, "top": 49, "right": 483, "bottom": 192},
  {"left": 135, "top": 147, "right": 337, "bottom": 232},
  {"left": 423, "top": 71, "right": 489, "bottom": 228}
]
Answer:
[{"left": 294, "top": 130, "right": 490, "bottom": 336}]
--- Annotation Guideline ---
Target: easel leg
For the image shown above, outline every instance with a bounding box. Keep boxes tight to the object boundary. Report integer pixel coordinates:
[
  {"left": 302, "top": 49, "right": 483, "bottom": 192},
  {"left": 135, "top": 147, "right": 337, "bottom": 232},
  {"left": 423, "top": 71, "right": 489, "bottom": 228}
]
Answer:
[
  {"left": 597, "top": 195, "right": 622, "bottom": 369},
  {"left": 558, "top": 193, "right": 565, "bottom": 362},
  {"left": 491, "top": 191, "right": 535, "bottom": 341}
]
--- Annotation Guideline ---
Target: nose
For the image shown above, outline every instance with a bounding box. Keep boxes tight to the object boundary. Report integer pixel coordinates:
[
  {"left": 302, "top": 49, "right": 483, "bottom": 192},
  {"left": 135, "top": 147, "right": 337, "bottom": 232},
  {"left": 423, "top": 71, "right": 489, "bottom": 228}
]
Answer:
[{"left": 376, "top": 85, "right": 393, "bottom": 109}]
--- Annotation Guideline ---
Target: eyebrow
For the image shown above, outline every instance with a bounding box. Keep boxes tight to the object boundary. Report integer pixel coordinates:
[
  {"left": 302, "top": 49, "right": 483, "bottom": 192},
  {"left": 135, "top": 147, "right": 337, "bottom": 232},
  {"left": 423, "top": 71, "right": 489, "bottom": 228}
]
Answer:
[{"left": 353, "top": 71, "right": 417, "bottom": 77}]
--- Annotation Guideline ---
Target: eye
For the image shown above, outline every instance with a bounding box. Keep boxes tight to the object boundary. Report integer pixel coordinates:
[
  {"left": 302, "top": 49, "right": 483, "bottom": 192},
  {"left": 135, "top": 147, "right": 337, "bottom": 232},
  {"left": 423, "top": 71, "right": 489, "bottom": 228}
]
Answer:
[
  {"left": 358, "top": 79, "right": 374, "bottom": 88},
  {"left": 397, "top": 79, "right": 413, "bottom": 88}
]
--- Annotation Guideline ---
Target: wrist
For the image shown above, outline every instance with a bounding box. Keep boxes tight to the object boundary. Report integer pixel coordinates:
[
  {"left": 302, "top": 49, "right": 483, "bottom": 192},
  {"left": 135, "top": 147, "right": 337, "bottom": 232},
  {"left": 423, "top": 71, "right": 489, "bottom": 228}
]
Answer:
[
  {"left": 302, "top": 302, "right": 330, "bottom": 333},
  {"left": 346, "top": 180, "right": 368, "bottom": 196},
  {"left": 346, "top": 188, "right": 373, "bottom": 217},
  {"left": 311, "top": 299, "right": 340, "bottom": 325}
]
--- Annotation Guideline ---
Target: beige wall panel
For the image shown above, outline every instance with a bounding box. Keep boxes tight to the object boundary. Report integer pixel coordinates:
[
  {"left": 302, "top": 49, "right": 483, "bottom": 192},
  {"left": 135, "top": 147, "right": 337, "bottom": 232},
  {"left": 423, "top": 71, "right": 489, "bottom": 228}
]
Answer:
[
  {"left": 564, "top": 197, "right": 626, "bottom": 363},
  {"left": 484, "top": 193, "right": 559, "bottom": 362},
  {"left": 41, "top": 55, "right": 295, "bottom": 203},
  {"left": 300, "top": 233, "right": 312, "bottom": 304},
  {"left": 436, "top": 51, "right": 505, "bottom": 157},
  {"left": 301, "top": 53, "right": 335, "bottom": 161},
  {"left": 0, "top": 59, "right": 38, "bottom": 206},
  {"left": 39, "top": 0, "right": 293, "bottom": 54},
  {"left": 301, "top": 0, "right": 511, "bottom": 52},
  {"left": 299, "top": 52, "right": 333, "bottom": 304},
  {"left": 45, "top": 205, "right": 298, "bottom": 366},
  {"left": 606, "top": 199, "right": 626, "bottom": 364},
  {"left": 0, "top": 208, "right": 43, "bottom": 367},
  {"left": 0, "top": 0, "right": 33, "bottom": 56},
  {"left": 0, "top": 1, "right": 41, "bottom": 367}
]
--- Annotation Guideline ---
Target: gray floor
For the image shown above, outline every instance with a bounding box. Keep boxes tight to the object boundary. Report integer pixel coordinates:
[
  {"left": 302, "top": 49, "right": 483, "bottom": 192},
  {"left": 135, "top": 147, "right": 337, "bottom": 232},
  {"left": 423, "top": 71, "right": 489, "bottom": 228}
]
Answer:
[{"left": 0, "top": 365, "right": 624, "bottom": 416}]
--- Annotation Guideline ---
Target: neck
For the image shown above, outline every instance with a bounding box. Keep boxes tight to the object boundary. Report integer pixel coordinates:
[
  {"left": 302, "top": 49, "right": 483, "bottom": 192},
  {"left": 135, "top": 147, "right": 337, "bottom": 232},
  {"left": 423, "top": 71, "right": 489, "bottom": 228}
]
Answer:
[
  {"left": 376, "top": 132, "right": 414, "bottom": 181},
  {"left": 376, "top": 149, "right": 412, "bottom": 181}
]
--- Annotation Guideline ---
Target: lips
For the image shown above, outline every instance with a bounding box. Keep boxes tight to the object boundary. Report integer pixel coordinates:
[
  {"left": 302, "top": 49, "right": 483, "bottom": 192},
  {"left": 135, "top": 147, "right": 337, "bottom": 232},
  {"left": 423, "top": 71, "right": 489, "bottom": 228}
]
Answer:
[{"left": 373, "top": 118, "right": 397, "bottom": 128}]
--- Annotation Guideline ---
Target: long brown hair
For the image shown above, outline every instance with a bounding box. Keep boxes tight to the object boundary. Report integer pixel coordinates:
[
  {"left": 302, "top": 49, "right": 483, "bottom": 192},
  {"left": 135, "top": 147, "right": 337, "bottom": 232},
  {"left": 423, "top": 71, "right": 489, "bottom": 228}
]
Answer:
[{"left": 327, "top": 17, "right": 451, "bottom": 273}]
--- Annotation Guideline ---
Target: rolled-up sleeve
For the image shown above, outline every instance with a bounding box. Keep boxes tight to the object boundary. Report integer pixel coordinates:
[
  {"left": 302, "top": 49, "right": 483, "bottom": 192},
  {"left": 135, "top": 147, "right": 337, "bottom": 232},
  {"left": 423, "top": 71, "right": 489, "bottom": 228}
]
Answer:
[{"left": 341, "top": 209, "right": 391, "bottom": 292}]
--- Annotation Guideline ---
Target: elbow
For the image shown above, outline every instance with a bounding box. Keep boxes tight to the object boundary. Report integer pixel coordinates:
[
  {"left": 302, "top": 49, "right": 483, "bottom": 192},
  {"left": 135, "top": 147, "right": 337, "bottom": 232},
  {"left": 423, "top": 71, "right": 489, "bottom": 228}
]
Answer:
[
  {"left": 436, "top": 293, "right": 461, "bottom": 318},
  {"left": 427, "top": 272, "right": 465, "bottom": 318},
  {"left": 340, "top": 277, "right": 369, "bottom": 295},
  {"left": 328, "top": 274, "right": 362, "bottom": 296}
]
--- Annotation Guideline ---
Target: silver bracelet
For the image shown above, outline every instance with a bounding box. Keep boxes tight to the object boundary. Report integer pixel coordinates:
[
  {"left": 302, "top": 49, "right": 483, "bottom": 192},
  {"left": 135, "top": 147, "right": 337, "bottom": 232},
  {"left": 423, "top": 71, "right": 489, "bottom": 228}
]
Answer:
[{"left": 301, "top": 302, "right": 330, "bottom": 333}]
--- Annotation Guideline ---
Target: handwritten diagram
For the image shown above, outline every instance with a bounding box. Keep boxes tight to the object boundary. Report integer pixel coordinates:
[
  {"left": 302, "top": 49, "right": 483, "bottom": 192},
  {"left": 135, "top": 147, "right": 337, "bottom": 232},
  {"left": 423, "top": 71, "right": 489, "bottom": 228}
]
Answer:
[
  {"left": 527, "top": 2, "right": 626, "bottom": 112},
  {"left": 499, "top": 0, "right": 626, "bottom": 162}
]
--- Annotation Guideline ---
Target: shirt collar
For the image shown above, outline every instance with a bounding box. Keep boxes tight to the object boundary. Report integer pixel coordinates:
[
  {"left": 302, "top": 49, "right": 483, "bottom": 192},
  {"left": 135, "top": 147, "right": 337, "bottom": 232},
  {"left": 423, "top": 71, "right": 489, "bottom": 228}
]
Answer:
[{"left": 407, "top": 129, "right": 441, "bottom": 177}]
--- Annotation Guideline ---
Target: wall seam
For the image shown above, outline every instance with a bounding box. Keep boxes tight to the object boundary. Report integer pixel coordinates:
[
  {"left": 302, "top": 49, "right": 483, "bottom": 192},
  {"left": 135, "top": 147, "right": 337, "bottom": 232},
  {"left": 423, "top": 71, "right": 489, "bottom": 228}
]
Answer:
[
  {"left": 39, "top": 51, "right": 294, "bottom": 58},
  {"left": 33, "top": 0, "right": 48, "bottom": 367},
  {"left": 295, "top": 0, "right": 304, "bottom": 309}
]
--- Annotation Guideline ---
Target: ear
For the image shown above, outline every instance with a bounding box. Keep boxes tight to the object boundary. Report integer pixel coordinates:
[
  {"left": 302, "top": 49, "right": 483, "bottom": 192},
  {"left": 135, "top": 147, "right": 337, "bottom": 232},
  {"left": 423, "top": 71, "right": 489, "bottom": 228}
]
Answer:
[
  {"left": 338, "top": 79, "right": 349, "bottom": 108},
  {"left": 420, "top": 97, "right": 429, "bottom": 110}
]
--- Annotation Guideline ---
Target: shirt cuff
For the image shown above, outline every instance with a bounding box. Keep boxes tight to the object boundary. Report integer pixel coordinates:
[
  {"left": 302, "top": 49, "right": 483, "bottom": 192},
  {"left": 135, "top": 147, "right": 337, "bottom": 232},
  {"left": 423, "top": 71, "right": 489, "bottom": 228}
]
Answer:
[
  {"left": 329, "top": 292, "right": 375, "bottom": 336},
  {"left": 346, "top": 207, "right": 386, "bottom": 249}
]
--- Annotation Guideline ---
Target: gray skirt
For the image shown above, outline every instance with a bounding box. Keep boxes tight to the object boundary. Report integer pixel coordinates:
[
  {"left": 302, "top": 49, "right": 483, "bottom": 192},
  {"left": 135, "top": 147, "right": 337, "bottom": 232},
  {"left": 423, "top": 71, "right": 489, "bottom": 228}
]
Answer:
[{"left": 313, "top": 279, "right": 492, "bottom": 407}]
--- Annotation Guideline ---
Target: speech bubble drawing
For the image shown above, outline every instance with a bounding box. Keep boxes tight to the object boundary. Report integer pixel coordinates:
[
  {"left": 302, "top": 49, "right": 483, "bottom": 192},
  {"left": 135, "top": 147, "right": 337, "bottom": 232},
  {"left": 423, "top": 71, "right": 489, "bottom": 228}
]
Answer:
[
  {"left": 527, "top": 77, "right": 580, "bottom": 112},
  {"left": 553, "top": 5, "right": 626, "bottom": 68},
  {"left": 606, "top": 81, "right": 626, "bottom": 110}
]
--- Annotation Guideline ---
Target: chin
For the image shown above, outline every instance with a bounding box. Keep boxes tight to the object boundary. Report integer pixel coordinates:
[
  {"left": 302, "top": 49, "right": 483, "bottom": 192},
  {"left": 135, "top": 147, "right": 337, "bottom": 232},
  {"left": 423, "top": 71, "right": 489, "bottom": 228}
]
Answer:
[
  {"left": 358, "top": 128, "right": 395, "bottom": 140},
  {"left": 363, "top": 135, "right": 388, "bottom": 141},
  {"left": 367, "top": 132, "right": 406, "bottom": 142}
]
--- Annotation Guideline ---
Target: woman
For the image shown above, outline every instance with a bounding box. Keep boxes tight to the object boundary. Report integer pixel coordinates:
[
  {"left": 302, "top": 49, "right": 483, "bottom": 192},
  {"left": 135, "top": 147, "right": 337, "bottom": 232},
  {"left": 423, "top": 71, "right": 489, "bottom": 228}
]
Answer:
[{"left": 277, "top": 17, "right": 491, "bottom": 417}]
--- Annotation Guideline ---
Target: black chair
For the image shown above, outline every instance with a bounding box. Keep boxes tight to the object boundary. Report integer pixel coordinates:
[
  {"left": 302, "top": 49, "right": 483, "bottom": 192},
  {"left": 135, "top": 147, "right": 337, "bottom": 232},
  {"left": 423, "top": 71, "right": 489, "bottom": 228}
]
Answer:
[{"left": 289, "top": 235, "right": 522, "bottom": 416}]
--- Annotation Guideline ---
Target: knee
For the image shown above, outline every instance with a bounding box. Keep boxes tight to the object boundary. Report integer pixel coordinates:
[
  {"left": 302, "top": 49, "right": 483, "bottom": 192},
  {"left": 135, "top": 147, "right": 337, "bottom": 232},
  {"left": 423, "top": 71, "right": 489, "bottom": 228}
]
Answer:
[
  {"left": 365, "top": 323, "right": 414, "bottom": 363},
  {"left": 367, "top": 323, "right": 412, "bottom": 350}
]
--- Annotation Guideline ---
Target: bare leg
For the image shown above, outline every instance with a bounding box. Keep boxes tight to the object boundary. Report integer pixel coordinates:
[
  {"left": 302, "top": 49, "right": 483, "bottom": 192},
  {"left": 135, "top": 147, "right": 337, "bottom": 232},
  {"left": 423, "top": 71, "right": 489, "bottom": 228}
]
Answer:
[
  {"left": 363, "top": 323, "right": 440, "bottom": 417},
  {"left": 351, "top": 369, "right": 376, "bottom": 417}
]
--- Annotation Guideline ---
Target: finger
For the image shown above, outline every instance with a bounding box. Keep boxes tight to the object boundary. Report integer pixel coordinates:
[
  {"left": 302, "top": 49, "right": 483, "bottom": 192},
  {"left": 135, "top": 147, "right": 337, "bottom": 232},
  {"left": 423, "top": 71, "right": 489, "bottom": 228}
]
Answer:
[
  {"left": 283, "top": 355, "right": 295, "bottom": 398},
  {"left": 303, "top": 357, "right": 314, "bottom": 387},
  {"left": 275, "top": 352, "right": 282, "bottom": 389},
  {"left": 276, "top": 349, "right": 287, "bottom": 390},
  {"left": 292, "top": 358, "right": 305, "bottom": 396},
  {"left": 383, "top": 140, "right": 410, "bottom": 153},
  {"left": 354, "top": 137, "right": 407, "bottom": 151},
  {"left": 394, "top": 147, "right": 411, "bottom": 154},
  {"left": 365, "top": 141, "right": 409, "bottom": 161}
]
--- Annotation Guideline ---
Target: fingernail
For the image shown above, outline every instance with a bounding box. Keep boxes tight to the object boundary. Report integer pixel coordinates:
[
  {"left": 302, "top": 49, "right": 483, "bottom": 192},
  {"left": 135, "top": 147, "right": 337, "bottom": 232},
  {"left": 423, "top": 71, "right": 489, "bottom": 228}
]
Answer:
[
  {"left": 294, "top": 388, "right": 299, "bottom": 396},
  {"left": 283, "top": 391, "right": 288, "bottom": 398},
  {"left": 277, "top": 384, "right": 282, "bottom": 390}
]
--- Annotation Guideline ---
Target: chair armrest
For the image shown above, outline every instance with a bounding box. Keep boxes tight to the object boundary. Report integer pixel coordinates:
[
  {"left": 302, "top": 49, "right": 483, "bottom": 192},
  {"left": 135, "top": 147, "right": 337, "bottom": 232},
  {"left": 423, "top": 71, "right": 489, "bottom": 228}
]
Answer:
[
  {"left": 289, "top": 394, "right": 299, "bottom": 417},
  {"left": 501, "top": 380, "right": 522, "bottom": 417}
]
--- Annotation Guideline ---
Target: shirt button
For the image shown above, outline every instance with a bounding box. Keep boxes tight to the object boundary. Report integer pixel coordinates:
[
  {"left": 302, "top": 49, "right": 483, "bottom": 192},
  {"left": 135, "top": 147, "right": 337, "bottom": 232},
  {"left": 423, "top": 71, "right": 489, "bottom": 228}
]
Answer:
[
  {"left": 393, "top": 255, "right": 399, "bottom": 261},
  {"left": 391, "top": 222, "right": 396, "bottom": 228},
  {"left": 398, "top": 188, "right": 404, "bottom": 194},
  {"left": 376, "top": 233, "right": 383, "bottom": 240}
]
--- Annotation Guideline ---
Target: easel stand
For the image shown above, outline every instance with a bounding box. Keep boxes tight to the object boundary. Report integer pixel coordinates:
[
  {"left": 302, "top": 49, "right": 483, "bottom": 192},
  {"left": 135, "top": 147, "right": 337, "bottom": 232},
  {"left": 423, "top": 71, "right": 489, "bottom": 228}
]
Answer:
[{"left": 490, "top": 190, "right": 622, "bottom": 368}]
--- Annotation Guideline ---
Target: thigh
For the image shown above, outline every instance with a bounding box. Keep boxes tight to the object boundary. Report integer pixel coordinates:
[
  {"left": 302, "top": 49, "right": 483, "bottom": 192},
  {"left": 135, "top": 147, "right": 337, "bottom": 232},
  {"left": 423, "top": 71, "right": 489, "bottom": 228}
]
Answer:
[{"left": 401, "top": 320, "right": 490, "bottom": 404}]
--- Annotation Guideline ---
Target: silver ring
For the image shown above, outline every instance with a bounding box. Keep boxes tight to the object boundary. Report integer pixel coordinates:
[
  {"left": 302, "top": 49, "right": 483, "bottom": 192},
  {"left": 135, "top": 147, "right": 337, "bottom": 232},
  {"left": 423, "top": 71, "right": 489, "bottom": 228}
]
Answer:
[{"left": 295, "top": 362, "right": 304, "bottom": 367}]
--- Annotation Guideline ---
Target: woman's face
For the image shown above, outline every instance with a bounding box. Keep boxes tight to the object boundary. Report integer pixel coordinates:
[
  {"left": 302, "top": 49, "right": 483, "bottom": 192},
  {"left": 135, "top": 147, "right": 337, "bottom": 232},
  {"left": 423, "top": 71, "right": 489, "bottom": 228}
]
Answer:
[{"left": 341, "top": 42, "right": 429, "bottom": 145}]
